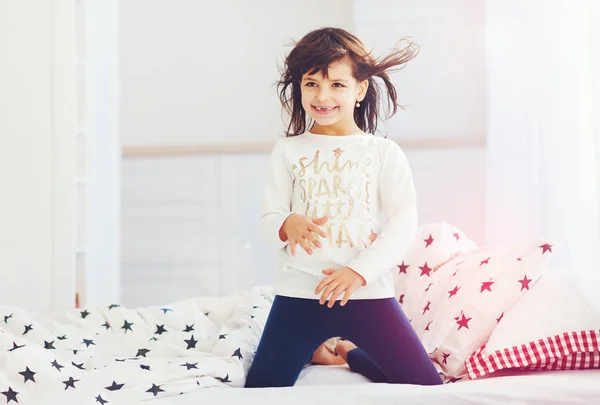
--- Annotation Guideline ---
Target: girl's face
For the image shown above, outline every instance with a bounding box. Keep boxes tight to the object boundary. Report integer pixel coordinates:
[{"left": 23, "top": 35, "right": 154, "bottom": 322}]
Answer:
[{"left": 300, "top": 58, "right": 368, "bottom": 134}]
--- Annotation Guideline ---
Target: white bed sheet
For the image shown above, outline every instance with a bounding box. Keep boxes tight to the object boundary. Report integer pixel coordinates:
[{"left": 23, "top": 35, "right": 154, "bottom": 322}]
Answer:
[{"left": 154, "top": 366, "right": 600, "bottom": 405}]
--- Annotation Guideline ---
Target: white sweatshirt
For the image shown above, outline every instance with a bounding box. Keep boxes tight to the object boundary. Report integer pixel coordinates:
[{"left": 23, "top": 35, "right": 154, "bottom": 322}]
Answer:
[{"left": 259, "top": 132, "right": 418, "bottom": 300}]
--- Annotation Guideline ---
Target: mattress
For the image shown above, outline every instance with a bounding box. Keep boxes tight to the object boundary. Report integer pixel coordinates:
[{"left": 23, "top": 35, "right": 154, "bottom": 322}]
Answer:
[{"left": 153, "top": 365, "right": 600, "bottom": 405}]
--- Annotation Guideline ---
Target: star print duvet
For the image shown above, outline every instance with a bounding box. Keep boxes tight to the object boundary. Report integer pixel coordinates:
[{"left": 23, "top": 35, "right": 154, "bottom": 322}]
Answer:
[{"left": 0, "top": 286, "right": 275, "bottom": 405}]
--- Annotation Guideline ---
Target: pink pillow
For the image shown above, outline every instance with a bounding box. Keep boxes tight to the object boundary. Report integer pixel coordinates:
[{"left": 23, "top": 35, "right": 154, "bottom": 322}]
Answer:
[
  {"left": 411, "top": 238, "right": 553, "bottom": 380},
  {"left": 394, "top": 222, "right": 478, "bottom": 323},
  {"left": 466, "top": 268, "right": 600, "bottom": 378}
]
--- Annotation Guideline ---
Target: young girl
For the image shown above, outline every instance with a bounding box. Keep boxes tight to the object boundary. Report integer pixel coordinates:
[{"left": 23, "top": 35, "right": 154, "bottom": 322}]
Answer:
[{"left": 244, "top": 27, "right": 442, "bottom": 388}]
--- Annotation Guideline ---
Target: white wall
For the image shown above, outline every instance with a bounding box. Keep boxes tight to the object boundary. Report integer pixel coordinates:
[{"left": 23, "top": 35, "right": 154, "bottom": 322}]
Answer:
[
  {"left": 120, "top": 0, "right": 485, "bottom": 147},
  {"left": 121, "top": 149, "right": 484, "bottom": 307},
  {"left": 120, "top": 0, "right": 354, "bottom": 148},
  {"left": 353, "top": 0, "right": 486, "bottom": 238},
  {"left": 119, "top": 1, "right": 486, "bottom": 307},
  {"left": 0, "top": 1, "right": 77, "bottom": 311},
  {"left": 354, "top": 0, "right": 486, "bottom": 142}
]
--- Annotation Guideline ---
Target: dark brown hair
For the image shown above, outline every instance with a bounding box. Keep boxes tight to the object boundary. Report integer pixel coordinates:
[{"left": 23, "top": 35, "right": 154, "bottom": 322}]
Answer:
[{"left": 277, "top": 27, "right": 419, "bottom": 137}]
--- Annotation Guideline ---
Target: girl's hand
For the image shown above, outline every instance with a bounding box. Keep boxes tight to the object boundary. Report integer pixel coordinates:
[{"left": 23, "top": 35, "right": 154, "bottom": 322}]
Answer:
[
  {"left": 315, "top": 267, "right": 366, "bottom": 308},
  {"left": 280, "top": 214, "right": 329, "bottom": 256}
]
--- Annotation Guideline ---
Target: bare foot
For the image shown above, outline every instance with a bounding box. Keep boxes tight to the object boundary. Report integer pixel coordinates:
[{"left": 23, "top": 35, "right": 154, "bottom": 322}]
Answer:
[
  {"left": 310, "top": 342, "right": 347, "bottom": 365},
  {"left": 335, "top": 340, "right": 358, "bottom": 363}
]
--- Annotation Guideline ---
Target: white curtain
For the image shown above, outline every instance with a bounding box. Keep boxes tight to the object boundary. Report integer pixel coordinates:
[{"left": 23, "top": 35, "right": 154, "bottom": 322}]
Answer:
[{"left": 485, "top": 0, "right": 600, "bottom": 311}]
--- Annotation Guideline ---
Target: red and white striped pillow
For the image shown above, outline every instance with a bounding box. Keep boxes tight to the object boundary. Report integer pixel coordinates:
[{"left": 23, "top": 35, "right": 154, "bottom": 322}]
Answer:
[{"left": 466, "top": 268, "right": 600, "bottom": 378}]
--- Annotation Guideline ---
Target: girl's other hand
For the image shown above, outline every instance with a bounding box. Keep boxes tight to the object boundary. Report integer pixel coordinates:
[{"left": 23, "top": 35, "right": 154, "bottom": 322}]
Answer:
[
  {"left": 316, "top": 267, "right": 366, "bottom": 307},
  {"left": 280, "top": 214, "right": 328, "bottom": 256}
]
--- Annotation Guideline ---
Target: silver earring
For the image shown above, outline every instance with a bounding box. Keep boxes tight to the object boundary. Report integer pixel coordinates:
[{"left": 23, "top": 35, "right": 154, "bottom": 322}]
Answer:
[{"left": 356, "top": 101, "right": 361, "bottom": 108}]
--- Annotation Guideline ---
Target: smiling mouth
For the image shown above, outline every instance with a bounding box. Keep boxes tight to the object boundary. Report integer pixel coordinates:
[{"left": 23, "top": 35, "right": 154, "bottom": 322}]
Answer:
[{"left": 312, "top": 106, "right": 338, "bottom": 113}]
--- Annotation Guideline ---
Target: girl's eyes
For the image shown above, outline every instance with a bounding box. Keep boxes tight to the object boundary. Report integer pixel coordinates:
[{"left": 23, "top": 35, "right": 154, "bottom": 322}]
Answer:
[{"left": 304, "top": 82, "right": 345, "bottom": 88}]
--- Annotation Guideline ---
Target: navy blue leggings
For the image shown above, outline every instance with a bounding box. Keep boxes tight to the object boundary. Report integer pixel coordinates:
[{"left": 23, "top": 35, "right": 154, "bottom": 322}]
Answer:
[{"left": 245, "top": 295, "right": 443, "bottom": 387}]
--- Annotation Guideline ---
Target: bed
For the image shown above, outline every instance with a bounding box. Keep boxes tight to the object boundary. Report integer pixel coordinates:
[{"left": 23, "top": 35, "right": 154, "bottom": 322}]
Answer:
[
  {"left": 154, "top": 365, "right": 600, "bottom": 405},
  {"left": 2, "top": 281, "right": 598, "bottom": 405}
]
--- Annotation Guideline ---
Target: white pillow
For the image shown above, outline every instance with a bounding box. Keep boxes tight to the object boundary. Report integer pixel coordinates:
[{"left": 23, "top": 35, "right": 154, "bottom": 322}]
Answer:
[
  {"left": 466, "top": 267, "right": 600, "bottom": 378},
  {"left": 488, "top": 268, "right": 599, "bottom": 349}
]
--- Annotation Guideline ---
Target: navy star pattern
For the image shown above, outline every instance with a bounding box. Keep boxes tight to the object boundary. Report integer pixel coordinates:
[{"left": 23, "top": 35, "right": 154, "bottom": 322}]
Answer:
[
  {"left": 72, "top": 361, "right": 86, "bottom": 370},
  {"left": 82, "top": 338, "right": 96, "bottom": 347},
  {"left": 105, "top": 381, "right": 125, "bottom": 391},
  {"left": 18, "top": 367, "right": 36, "bottom": 383},
  {"left": 1, "top": 387, "right": 18, "bottom": 403},
  {"left": 62, "top": 376, "right": 80, "bottom": 390},
  {"left": 146, "top": 383, "right": 164, "bottom": 396},
  {"left": 121, "top": 320, "right": 134, "bottom": 333},
  {"left": 51, "top": 359, "right": 64, "bottom": 371},
  {"left": 232, "top": 348, "right": 243, "bottom": 359},
  {"left": 0, "top": 294, "right": 272, "bottom": 401},
  {"left": 181, "top": 362, "right": 198, "bottom": 370},
  {"left": 95, "top": 394, "right": 109, "bottom": 404},
  {"left": 216, "top": 374, "right": 231, "bottom": 383},
  {"left": 184, "top": 335, "right": 198, "bottom": 350},
  {"left": 8, "top": 342, "right": 25, "bottom": 352}
]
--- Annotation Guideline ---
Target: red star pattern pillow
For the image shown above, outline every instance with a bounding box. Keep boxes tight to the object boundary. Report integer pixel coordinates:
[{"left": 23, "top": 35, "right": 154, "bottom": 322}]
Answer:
[
  {"left": 466, "top": 268, "right": 600, "bottom": 378},
  {"left": 394, "top": 222, "right": 478, "bottom": 324},
  {"left": 410, "top": 238, "right": 553, "bottom": 380}
]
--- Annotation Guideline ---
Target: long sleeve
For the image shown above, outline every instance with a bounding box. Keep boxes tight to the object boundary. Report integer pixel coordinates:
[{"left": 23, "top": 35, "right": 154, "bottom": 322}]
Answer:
[
  {"left": 345, "top": 141, "right": 418, "bottom": 285},
  {"left": 259, "top": 139, "right": 294, "bottom": 250}
]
